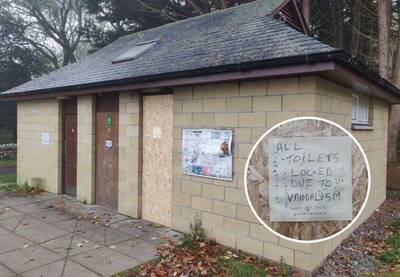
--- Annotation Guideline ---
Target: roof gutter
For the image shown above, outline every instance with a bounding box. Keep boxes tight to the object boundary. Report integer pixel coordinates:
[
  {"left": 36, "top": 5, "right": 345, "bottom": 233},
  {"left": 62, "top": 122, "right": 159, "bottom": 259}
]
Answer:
[{"left": 3, "top": 50, "right": 400, "bottom": 102}]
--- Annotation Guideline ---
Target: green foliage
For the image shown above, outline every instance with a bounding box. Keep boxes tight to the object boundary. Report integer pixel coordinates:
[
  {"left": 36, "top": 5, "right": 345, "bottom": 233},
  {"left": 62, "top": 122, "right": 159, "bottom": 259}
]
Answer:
[
  {"left": 276, "top": 257, "right": 292, "bottom": 277},
  {"left": 111, "top": 266, "right": 139, "bottom": 277},
  {"left": 0, "top": 179, "right": 44, "bottom": 193},
  {"left": 218, "top": 258, "right": 268, "bottom": 277},
  {"left": 181, "top": 217, "right": 204, "bottom": 248},
  {"left": 0, "top": 1, "right": 52, "bottom": 142},
  {"left": 190, "top": 217, "right": 204, "bottom": 241},
  {"left": 0, "top": 173, "right": 16, "bottom": 184},
  {"left": 309, "top": 0, "right": 380, "bottom": 68},
  {"left": 387, "top": 190, "right": 400, "bottom": 200},
  {"left": 379, "top": 248, "right": 400, "bottom": 264},
  {"left": 379, "top": 221, "right": 400, "bottom": 265},
  {"left": 82, "top": 0, "right": 254, "bottom": 49},
  {"left": 0, "top": 158, "right": 16, "bottom": 168}
]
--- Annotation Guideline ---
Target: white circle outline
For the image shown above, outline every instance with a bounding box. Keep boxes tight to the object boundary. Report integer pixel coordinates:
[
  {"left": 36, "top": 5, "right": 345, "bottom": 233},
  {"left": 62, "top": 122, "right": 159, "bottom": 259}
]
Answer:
[{"left": 244, "top": 116, "right": 371, "bottom": 244}]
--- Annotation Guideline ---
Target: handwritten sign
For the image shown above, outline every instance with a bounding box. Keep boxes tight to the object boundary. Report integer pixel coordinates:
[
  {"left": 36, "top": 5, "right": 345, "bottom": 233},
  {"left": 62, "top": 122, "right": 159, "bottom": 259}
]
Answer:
[
  {"left": 41, "top": 132, "right": 50, "bottom": 145},
  {"left": 268, "top": 137, "right": 352, "bottom": 222}
]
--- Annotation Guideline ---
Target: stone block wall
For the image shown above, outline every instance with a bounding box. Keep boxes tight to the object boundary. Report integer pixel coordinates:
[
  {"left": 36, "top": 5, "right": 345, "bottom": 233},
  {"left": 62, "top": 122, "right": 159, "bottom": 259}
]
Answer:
[
  {"left": 171, "top": 76, "right": 389, "bottom": 271},
  {"left": 118, "top": 92, "right": 142, "bottom": 217},
  {"left": 76, "top": 96, "right": 96, "bottom": 204},
  {"left": 312, "top": 78, "right": 389, "bottom": 270},
  {"left": 17, "top": 99, "right": 62, "bottom": 193}
]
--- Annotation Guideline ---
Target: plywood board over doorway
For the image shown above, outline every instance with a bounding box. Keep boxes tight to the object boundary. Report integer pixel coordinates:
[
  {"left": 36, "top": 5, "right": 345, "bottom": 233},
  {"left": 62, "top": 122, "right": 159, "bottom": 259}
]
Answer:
[
  {"left": 142, "top": 95, "right": 173, "bottom": 227},
  {"left": 63, "top": 98, "right": 77, "bottom": 196},
  {"left": 96, "top": 95, "right": 119, "bottom": 209}
]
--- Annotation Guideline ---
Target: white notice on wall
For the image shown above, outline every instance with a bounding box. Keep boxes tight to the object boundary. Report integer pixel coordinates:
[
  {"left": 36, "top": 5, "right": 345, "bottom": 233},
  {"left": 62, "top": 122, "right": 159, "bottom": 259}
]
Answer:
[
  {"left": 105, "top": 139, "right": 112, "bottom": 148},
  {"left": 41, "top": 132, "right": 50, "bottom": 145},
  {"left": 153, "top": 126, "right": 161, "bottom": 139},
  {"left": 268, "top": 137, "right": 352, "bottom": 222},
  {"left": 182, "top": 128, "right": 233, "bottom": 180}
]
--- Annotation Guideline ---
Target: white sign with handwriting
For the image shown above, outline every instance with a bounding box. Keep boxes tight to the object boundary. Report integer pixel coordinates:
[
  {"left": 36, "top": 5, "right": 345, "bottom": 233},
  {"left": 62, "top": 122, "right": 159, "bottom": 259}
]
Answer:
[
  {"left": 268, "top": 137, "right": 352, "bottom": 222},
  {"left": 41, "top": 132, "right": 50, "bottom": 145}
]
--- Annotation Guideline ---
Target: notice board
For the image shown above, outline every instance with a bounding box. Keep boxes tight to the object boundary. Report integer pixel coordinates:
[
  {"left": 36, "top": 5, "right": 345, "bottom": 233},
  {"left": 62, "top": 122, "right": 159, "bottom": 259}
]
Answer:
[
  {"left": 182, "top": 128, "right": 233, "bottom": 180},
  {"left": 268, "top": 137, "right": 352, "bottom": 222}
]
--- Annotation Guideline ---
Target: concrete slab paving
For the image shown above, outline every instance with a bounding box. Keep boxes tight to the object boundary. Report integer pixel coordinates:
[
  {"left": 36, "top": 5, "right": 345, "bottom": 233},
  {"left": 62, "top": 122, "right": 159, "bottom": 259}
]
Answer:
[
  {"left": 24, "top": 192, "right": 58, "bottom": 202},
  {"left": 0, "top": 214, "right": 25, "bottom": 231},
  {"left": 0, "top": 229, "right": 29, "bottom": 254},
  {"left": 113, "top": 239, "right": 158, "bottom": 262},
  {"left": 16, "top": 223, "right": 69, "bottom": 243},
  {"left": 0, "top": 195, "right": 33, "bottom": 207},
  {"left": 42, "top": 234, "right": 101, "bottom": 257},
  {"left": 70, "top": 247, "right": 141, "bottom": 276},
  {"left": 13, "top": 203, "right": 49, "bottom": 213},
  {"left": 53, "top": 218, "right": 79, "bottom": 232},
  {"left": 0, "top": 207, "right": 24, "bottom": 220},
  {"left": 22, "top": 259, "right": 101, "bottom": 277},
  {"left": 0, "top": 244, "right": 64, "bottom": 273},
  {"left": 30, "top": 208, "right": 74, "bottom": 223},
  {"left": 15, "top": 215, "right": 45, "bottom": 232},
  {"left": 104, "top": 227, "right": 132, "bottom": 246},
  {"left": 77, "top": 225, "right": 107, "bottom": 244},
  {"left": 0, "top": 192, "right": 182, "bottom": 276},
  {"left": 0, "top": 263, "right": 14, "bottom": 277}
]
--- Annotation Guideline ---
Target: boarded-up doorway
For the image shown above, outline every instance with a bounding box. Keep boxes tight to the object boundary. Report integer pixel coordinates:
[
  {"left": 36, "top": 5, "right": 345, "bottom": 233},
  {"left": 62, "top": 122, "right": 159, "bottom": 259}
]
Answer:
[
  {"left": 142, "top": 95, "right": 173, "bottom": 227},
  {"left": 96, "top": 95, "right": 119, "bottom": 209},
  {"left": 63, "top": 98, "right": 77, "bottom": 196}
]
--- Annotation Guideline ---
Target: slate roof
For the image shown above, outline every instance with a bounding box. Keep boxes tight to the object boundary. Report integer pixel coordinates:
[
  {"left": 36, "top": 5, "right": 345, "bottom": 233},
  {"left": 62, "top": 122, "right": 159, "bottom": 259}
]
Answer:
[{"left": 2, "top": 0, "right": 397, "bottom": 98}]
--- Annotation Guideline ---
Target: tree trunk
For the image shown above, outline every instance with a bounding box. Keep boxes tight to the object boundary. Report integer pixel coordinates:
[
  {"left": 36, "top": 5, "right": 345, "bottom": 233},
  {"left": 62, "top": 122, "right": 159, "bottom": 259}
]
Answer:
[
  {"left": 333, "top": 1, "right": 344, "bottom": 48},
  {"left": 388, "top": 25, "right": 400, "bottom": 166},
  {"left": 351, "top": 0, "right": 361, "bottom": 56},
  {"left": 388, "top": 106, "right": 400, "bottom": 164},
  {"left": 378, "top": 0, "right": 389, "bottom": 79},
  {"left": 62, "top": 47, "right": 77, "bottom": 66},
  {"left": 303, "top": 0, "right": 310, "bottom": 27}
]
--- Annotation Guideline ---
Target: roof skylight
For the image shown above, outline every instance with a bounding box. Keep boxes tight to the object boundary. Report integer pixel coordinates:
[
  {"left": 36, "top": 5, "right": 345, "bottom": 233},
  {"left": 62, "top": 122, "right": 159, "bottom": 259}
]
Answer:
[{"left": 112, "top": 40, "right": 158, "bottom": 64}]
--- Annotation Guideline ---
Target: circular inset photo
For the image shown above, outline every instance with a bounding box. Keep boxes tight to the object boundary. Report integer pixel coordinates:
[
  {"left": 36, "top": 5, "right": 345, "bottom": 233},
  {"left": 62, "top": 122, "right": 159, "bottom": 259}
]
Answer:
[{"left": 244, "top": 117, "right": 370, "bottom": 242}]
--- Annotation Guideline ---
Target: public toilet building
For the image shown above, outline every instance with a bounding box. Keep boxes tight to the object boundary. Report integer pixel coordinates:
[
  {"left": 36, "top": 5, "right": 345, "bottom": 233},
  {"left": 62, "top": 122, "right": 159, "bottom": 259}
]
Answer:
[{"left": 3, "top": 0, "right": 400, "bottom": 272}]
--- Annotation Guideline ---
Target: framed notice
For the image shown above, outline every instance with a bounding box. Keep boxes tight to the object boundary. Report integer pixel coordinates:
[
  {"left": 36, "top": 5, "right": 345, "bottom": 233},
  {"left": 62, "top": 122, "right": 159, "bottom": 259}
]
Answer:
[
  {"left": 182, "top": 128, "right": 233, "bottom": 180},
  {"left": 268, "top": 137, "right": 352, "bottom": 222}
]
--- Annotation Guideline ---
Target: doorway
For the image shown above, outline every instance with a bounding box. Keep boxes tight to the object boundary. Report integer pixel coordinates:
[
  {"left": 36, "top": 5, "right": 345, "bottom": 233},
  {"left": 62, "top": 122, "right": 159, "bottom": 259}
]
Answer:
[
  {"left": 63, "top": 98, "right": 77, "bottom": 196},
  {"left": 142, "top": 94, "right": 173, "bottom": 226},
  {"left": 96, "top": 94, "right": 119, "bottom": 209}
]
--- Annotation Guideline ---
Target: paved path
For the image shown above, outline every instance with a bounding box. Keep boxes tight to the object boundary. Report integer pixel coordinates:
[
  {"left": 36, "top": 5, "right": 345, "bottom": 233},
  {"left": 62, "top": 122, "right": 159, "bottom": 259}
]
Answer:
[{"left": 0, "top": 192, "right": 181, "bottom": 276}]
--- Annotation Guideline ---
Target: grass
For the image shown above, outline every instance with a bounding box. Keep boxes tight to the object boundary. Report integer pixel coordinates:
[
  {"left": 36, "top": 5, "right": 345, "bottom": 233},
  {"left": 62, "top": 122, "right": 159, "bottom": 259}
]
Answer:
[
  {"left": 0, "top": 181, "right": 44, "bottom": 194},
  {"left": 217, "top": 258, "right": 269, "bottom": 277},
  {"left": 112, "top": 267, "right": 139, "bottom": 277},
  {"left": 387, "top": 189, "right": 400, "bottom": 200},
  {"left": 379, "top": 221, "right": 400, "bottom": 265},
  {"left": 0, "top": 173, "right": 16, "bottom": 184},
  {"left": 0, "top": 158, "right": 16, "bottom": 168}
]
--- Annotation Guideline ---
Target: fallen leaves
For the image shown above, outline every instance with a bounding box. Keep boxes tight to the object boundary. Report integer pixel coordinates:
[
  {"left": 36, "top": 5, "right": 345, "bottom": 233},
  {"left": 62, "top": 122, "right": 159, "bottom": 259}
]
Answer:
[
  {"left": 316, "top": 195, "right": 400, "bottom": 276},
  {"left": 115, "top": 239, "right": 300, "bottom": 277}
]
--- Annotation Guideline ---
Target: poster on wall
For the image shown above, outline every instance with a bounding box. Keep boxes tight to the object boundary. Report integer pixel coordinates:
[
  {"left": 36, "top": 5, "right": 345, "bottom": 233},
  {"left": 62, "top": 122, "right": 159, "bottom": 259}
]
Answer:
[
  {"left": 268, "top": 137, "right": 352, "bottom": 222},
  {"left": 182, "top": 128, "right": 233, "bottom": 180}
]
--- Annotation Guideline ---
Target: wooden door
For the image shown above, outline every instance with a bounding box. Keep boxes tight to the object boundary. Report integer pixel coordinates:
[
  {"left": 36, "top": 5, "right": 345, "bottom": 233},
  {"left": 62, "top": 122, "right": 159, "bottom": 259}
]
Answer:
[
  {"left": 63, "top": 98, "right": 77, "bottom": 196},
  {"left": 142, "top": 95, "right": 173, "bottom": 226},
  {"left": 96, "top": 95, "right": 119, "bottom": 209}
]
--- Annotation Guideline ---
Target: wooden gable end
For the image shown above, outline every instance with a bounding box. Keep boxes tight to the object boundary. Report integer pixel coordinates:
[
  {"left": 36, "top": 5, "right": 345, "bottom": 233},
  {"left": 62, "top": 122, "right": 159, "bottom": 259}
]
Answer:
[{"left": 271, "top": 0, "right": 309, "bottom": 35}]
